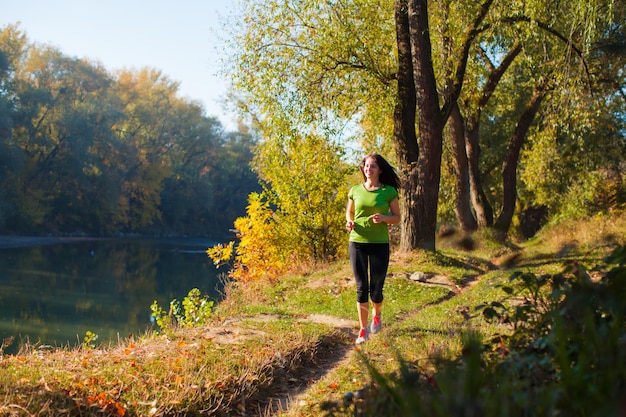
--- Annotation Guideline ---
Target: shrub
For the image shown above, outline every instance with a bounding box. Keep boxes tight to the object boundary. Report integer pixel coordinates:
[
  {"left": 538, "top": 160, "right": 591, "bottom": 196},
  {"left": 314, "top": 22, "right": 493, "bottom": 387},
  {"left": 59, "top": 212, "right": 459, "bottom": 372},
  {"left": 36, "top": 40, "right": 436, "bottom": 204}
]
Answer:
[
  {"left": 150, "top": 288, "right": 214, "bottom": 331},
  {"left": 207, "top": 192, "right": 291, "bottom": 282}
]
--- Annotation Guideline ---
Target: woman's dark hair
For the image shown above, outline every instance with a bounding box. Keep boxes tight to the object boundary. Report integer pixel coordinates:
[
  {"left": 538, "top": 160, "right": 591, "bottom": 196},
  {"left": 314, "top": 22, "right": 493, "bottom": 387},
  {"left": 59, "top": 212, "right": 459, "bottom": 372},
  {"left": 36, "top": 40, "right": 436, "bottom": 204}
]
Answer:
[{"left": 359, "top": 154, "right": 401, "bottom": 190}]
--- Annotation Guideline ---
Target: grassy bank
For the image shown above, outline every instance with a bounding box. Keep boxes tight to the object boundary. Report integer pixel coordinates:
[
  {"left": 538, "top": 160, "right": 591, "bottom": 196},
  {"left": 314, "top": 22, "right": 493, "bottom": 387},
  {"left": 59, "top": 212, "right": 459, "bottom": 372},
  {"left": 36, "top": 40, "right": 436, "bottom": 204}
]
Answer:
[{"left": 1, "top": 212, "right": 625, "bottom": 416}]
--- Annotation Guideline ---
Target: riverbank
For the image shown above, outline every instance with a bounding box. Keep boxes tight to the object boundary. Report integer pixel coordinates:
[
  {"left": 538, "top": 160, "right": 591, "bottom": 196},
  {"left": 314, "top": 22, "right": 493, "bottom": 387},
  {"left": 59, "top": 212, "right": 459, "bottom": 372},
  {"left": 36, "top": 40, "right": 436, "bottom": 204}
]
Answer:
[
  {"left": 0, "top": 235, "right": 218, "bottom": 249},
  {"left": 1, "top": 213, "right": 625, "bottom": 416},
  {"left": 0, "top": 235, "right": 103, "bottom": 249}
]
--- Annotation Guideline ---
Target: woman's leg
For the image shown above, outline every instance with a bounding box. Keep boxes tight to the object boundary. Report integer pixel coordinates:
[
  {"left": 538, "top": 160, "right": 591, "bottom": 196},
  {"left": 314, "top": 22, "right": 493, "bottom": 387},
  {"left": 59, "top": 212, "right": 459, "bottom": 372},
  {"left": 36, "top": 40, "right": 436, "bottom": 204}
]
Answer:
[
  {"left": 357, "top": 302, "right": 369, "bottom": 330},
  {"left": 371, "top": 301, "right": 382, "bottom": 318},
  {"left": 350, "top": 242, "right": 371, "bottom": 330},
  {"left": 369, "top": 243, "right": 390, "bottom": 304},
  {"left": 369, "top": 243, "right": 389, "bottom": 331}
]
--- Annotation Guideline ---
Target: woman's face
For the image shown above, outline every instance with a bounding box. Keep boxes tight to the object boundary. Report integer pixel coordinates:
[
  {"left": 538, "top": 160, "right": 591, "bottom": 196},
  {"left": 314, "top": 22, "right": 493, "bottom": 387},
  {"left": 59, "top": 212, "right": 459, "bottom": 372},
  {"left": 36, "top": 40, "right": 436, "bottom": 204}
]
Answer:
[{"left": 363, "top": 157, "right": 381, "bottom": 180}]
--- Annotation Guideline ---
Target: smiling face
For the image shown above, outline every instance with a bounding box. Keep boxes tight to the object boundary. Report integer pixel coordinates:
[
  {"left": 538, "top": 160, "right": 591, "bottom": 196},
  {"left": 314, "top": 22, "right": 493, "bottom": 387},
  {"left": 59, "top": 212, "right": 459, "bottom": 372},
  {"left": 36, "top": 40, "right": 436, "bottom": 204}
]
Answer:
[{"left": 362, "top": 156, "right": 381, "bottom": 183}]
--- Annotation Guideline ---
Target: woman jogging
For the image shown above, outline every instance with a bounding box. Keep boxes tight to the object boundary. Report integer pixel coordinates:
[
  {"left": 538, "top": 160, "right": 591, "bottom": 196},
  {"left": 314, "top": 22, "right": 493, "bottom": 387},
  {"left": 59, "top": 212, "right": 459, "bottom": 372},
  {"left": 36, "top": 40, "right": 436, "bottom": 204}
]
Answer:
[{"left": 345, "top": 154, "right": 400, "bottom": 344}]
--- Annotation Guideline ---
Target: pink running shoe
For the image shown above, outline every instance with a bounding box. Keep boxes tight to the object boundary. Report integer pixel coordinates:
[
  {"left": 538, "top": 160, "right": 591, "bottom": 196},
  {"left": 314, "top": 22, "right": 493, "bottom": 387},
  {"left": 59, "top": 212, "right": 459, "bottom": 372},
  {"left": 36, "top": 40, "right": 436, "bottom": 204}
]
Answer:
[
  {"left": 370, "top": 313, "right": 382, "bottom": 334},
  {"left": 355, "top": 328, "right": 368, "bottom": 344}
]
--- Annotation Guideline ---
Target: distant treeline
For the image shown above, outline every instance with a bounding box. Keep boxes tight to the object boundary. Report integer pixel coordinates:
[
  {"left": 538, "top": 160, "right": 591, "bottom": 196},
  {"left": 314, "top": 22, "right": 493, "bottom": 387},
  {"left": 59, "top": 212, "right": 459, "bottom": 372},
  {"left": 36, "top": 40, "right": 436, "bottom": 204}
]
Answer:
[{"left": 0, "top": 24, "right": 260, "bottom": 239}]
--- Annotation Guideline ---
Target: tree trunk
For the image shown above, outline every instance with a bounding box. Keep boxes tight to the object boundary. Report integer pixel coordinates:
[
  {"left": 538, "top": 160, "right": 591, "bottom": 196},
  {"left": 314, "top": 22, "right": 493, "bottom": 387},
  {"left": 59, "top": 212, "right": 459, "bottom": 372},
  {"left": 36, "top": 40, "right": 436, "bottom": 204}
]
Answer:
[
  {"left": 494, "top": 82, "right": 548, "bottom": 234},
  {"left": 408, "top": 0, "right": 444, "bottom": 251},
  {"left": 393, "top": 0, "right": 420, "bottom": 252},
  {"left": 449, "top": 102, "right": 478, "bottom": 231},
  {"left": 466, "top": 125, "right": 494, "bottom": 227},
  {"left": 465, "top": 43, "right": 521, "bottom": 228}
]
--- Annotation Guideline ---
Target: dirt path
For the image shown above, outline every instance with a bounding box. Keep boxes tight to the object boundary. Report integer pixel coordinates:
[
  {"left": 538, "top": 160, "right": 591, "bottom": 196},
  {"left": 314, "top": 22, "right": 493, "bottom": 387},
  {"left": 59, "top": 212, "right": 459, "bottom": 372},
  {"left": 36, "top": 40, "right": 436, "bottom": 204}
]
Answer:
[
  {"left": 259, "top": 315, "right": 357, "bottom": 416},
  {"left": 245, "top": 272, "right": 466, "bottom": 416},
  {"left": 199, "top": 313, "right": 357, "bottom": 416}
]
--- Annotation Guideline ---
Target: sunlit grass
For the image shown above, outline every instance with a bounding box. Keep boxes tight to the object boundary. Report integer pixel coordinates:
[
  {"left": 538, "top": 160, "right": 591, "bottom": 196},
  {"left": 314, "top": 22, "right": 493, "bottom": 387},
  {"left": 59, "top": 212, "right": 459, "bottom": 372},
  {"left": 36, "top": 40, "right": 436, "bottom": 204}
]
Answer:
[{"left": 0, "top": 319, "right": 334, "bottom": 416}]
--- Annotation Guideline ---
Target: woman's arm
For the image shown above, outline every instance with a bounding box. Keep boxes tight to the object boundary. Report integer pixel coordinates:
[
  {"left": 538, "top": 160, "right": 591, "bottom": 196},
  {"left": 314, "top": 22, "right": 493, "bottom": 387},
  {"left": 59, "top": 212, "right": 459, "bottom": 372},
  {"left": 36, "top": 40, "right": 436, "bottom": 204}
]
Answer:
[
  {"left": 386, "top": 198, "right": 401, "bottom": 224},
  {"left": 345, "top": 199, "right": 355, "bottom": 231},
  {"left": 370, "top": 198, "right": 400, "bottom": 225}
]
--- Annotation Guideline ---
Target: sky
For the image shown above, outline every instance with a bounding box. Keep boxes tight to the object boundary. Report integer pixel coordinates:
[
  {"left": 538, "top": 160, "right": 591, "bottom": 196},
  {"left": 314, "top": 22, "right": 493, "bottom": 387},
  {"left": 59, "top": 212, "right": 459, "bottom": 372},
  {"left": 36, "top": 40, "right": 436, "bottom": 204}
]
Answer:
[{"left": 1, "top": 0, "right": 240, "bottom": 130}]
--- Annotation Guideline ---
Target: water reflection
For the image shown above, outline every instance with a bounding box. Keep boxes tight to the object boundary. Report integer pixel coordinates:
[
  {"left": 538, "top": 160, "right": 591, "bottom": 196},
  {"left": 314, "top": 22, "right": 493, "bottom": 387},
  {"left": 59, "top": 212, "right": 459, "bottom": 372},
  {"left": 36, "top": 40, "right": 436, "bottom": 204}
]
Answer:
[{"left": 0, "top": 238, "right": 225, "bottom": 354}]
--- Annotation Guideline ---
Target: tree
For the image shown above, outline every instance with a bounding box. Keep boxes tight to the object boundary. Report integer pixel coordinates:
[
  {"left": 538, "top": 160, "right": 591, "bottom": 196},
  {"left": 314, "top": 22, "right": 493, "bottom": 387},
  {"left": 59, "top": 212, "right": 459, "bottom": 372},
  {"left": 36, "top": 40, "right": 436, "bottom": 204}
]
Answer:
[
  {"left": 208, "top": 129, "right": 261, "bottom": 235},
  {"left": 254, "top": 132, "right": 351, "bottom": 261},
  {"left": 450, "top": 0, "right": 625, "bottom": 234},
  {"left": 396, "top": 0, "right": 496, "bottom": 250},
  {"left": 227, "top": 0, "right": 496, "bottom": 250},
  {"left": 7, "top": 42, "right": 122, "bottom": 233},
  {"left": 0, "top": 24, "right": 28, "bottom": 230},
  {"left": 0, "top": 24, "right": 260, "bottom": 237},
  {"left": 208, "top": 131, "right": 351, "bottom": 282},
  {"left": 226, "top": 0, "right": 623, "bottom": 252}
]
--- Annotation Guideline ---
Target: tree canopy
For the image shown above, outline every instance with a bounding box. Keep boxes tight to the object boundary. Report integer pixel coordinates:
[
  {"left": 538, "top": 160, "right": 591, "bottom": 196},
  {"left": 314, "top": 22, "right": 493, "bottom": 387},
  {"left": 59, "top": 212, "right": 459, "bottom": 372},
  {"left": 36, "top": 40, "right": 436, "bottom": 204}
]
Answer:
[
  {"left": 223, "top": 0, "right": 625, "bottom": 253},
  {"left": 0, "top": 23, "right": 260, "bottom": 239}
]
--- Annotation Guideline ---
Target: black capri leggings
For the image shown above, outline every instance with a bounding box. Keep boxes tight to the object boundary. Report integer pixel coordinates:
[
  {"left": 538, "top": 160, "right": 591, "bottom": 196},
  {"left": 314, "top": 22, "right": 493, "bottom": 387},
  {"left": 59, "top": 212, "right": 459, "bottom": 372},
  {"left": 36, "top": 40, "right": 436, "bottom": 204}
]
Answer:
[{"left": 349, "top": 242, "right": 390, "bottom": 304}]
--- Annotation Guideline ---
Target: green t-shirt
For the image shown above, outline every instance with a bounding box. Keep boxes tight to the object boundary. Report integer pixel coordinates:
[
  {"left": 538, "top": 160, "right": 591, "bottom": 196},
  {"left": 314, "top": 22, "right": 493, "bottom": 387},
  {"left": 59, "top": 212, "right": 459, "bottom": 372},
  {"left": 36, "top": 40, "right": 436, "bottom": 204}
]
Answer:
[{"left": 348, "top": 184, "right": 399, "bottom": 243}]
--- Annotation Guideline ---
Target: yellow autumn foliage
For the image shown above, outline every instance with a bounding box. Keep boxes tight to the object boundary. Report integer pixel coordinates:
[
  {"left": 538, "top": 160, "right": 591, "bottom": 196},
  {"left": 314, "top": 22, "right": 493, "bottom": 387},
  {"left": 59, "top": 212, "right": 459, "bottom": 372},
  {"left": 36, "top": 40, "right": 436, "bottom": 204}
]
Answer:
[{"left": 208, "top": 192, "right": 292, "bottom": 282}]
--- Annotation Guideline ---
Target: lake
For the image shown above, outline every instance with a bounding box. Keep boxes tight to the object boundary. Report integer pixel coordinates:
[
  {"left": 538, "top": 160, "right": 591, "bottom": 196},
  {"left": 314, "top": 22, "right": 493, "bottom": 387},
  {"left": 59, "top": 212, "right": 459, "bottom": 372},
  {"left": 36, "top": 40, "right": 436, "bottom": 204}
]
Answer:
[{"left": 0, "top": 237, "right": 226, "bottom": 355}]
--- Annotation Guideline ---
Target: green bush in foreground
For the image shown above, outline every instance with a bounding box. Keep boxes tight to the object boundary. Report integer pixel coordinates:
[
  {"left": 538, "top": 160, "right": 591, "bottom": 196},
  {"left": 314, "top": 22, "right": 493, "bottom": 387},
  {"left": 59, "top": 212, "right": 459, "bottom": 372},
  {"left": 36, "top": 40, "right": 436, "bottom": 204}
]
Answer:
[
  {"left": 335, "top": 245, "right": 626, "bottom": 417},
  {"left": 150, "top": 288, "right": 214, "bottom": 331}
]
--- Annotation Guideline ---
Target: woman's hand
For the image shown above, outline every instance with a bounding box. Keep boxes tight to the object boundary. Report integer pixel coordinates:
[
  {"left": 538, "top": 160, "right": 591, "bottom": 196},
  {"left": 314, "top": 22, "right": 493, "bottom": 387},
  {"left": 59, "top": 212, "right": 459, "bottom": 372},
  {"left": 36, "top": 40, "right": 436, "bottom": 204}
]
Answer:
[
  {"left": 369, "top": 213, "right": 385, "bottom": 224},
  {"left": 345, "top": 220, "right": 354, "bottom": 231}
]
